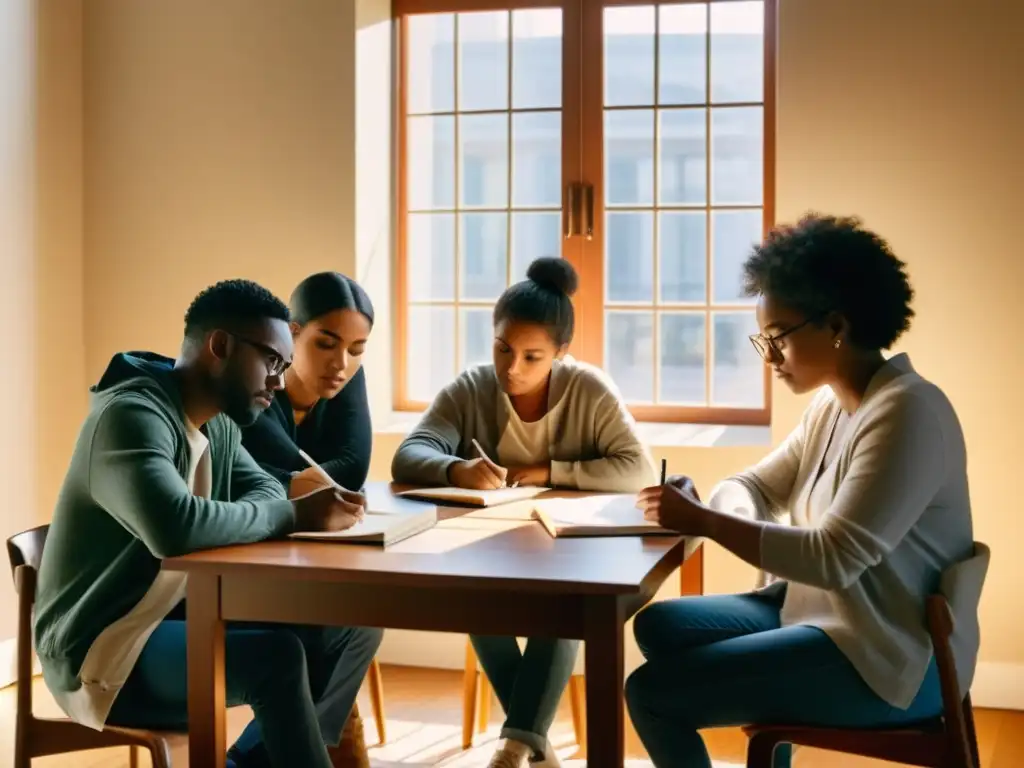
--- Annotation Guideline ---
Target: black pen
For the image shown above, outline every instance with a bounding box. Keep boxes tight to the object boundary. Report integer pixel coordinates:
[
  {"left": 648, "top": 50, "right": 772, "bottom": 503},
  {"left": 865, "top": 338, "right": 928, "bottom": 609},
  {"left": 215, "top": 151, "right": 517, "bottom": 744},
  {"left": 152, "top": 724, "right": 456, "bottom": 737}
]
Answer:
[{"left": 660, "top": 457, "right": 667, "bottom": 485}]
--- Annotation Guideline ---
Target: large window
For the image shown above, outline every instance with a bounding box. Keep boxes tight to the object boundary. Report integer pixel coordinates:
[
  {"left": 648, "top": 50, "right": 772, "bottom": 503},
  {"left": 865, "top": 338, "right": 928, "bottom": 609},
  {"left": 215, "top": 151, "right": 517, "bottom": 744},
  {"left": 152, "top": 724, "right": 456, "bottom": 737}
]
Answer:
[{"left": 396, "top": 0, "right": 775, "bottom": 425}]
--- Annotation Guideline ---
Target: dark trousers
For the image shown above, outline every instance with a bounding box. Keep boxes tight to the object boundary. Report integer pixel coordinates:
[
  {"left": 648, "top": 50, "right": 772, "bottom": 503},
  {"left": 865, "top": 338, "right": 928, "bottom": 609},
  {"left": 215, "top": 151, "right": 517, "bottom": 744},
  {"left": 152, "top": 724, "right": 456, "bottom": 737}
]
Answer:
[
  {"left": 625, "top": 585, "right": 943, "bottom": 768},
  {"left": 107, "top": 619, "right": 383, "bottom": 768}
]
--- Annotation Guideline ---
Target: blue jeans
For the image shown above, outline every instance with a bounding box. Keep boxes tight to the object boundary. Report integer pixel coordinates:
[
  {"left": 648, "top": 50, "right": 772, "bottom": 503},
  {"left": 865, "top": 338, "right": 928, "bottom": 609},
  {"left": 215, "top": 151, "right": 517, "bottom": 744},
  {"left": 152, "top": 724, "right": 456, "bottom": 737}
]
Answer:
[
  {"left": 624, "top": 584, "right": 943, "bottom": 768},
  {"left": 470, "top": 634, "right": 579, "bottom": 756},
  {"left": 107, "top": 619, "right": 383, "bottom": 768}
]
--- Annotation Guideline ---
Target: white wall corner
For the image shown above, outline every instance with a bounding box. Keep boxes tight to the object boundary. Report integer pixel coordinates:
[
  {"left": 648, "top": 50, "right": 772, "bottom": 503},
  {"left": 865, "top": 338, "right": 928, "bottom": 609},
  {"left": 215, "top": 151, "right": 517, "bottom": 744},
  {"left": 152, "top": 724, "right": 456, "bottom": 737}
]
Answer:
[
  {"left": 971, "top": 661, "right": 1024, "bottom": 711},
  {"left": 354, "top": 0, "right": 396, "bottom": 427}
]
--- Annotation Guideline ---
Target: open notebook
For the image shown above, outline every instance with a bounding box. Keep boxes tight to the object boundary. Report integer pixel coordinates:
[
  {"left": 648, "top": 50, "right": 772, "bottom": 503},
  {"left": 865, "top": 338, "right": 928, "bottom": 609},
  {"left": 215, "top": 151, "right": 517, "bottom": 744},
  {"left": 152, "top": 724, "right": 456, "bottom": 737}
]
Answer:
[
  {"left": 396, "top": 485, "right": 547, "bottom": 507},
  {"left": 531, "top": 494, "right": 678, "bottom": 537},
  {"left": 290, "top": 505, "right": 437, "bottom": 547}
]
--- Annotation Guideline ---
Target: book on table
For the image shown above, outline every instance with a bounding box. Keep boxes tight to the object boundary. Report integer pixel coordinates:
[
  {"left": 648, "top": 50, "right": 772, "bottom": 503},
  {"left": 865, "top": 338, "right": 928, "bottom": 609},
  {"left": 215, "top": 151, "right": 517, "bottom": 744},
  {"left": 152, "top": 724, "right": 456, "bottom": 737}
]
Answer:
[
  {"left": 530, "top": 494, "right": 678, "bottom": 537},
  {"left": 396, "top": 485, "right": 548, "bottom": 507},
  {"left": 289, "top": 504, "right": 438, "bottom": 547}
]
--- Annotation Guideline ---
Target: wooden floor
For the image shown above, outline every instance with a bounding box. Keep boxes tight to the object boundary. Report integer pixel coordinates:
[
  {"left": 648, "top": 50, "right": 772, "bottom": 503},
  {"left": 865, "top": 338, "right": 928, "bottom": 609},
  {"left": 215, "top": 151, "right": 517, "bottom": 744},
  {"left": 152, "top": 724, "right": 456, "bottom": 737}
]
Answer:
[{"left": 3, "top": 664, "right": 1022, "bottom": 766}]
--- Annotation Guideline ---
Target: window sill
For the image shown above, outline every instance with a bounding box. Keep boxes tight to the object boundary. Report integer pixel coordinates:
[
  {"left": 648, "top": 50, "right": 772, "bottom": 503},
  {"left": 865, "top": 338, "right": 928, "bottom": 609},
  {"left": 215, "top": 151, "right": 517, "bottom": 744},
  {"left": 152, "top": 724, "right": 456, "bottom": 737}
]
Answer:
[{"left": 374, "top": 411, "right": 772, "bottom": 449}]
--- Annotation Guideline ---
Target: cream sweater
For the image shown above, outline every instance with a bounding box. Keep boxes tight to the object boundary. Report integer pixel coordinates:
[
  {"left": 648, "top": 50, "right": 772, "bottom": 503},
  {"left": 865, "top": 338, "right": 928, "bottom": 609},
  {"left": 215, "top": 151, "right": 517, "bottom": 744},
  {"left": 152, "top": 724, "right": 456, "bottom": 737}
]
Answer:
[
  {"left": 392, "top": 357, "right": 657, "bottom": 492},
  {"left": 712, "top": 354, "right": 975, "bottom": 709}
]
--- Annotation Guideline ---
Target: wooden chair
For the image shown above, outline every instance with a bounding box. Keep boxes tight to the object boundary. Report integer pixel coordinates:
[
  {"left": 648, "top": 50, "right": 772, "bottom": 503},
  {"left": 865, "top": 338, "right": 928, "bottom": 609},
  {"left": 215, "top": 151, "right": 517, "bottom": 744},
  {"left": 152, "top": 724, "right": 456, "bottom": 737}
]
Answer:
[
  {"left": 367, "top": 658, "right": 387, "bottom": 743},
  {"left": 460, "top": 545, "right": 705, "bottom": 749},
  {"left": 8, "top": 524, "right": 172, "bottom": 768},
  {"left": 743, "top": 542, "right": 990, "bottom": 768}
]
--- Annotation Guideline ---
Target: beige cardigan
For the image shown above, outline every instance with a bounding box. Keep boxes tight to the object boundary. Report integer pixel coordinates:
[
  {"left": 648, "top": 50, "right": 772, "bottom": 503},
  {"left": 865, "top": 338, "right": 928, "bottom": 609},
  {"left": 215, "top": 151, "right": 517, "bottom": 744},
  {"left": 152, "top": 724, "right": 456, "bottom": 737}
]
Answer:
[
  {"left": 710, "top": 354, "right": 977, "bottom": 709},
  {"left": 391, "top": 357, "right": 657, "bottom": 492}
]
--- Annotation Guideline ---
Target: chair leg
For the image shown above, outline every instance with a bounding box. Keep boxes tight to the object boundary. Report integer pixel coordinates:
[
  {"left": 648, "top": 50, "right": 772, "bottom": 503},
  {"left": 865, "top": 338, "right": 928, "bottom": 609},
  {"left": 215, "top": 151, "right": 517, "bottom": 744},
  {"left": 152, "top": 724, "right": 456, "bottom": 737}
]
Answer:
[
  {"left": 963, "top": 693, "right": 980, "bottom": 768},
  {"left": 478, "top": 674, "right": 492, "bottom": 734},
  {"left": 747, "top": 732, "right": 783, "bottom": 768},
  {"left": 148, "top": 735, "right": 173, "bottom": 768},
  {"left": 129, "top": 744, "right": 140, "bottom": 768},
  {"left": 462, "top": 639, "right": 480, "bottom": 749},
  {"left": 367, "top": 657, "right": 387, "bottom": 745},
  {"left": 568, "top": 675, "right": 585, "bottom": 746}
]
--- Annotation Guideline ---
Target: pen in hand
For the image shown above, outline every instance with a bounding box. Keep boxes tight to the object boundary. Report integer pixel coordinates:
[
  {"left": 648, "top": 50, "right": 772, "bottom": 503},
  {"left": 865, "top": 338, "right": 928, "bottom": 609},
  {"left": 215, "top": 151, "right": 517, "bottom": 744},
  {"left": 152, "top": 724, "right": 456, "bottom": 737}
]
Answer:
[
  {"left": 471, "top": 439, "right": 516, "bottom": 488},
  {"left": 297, "top": 449, "right": 366, "bottom": 518}
]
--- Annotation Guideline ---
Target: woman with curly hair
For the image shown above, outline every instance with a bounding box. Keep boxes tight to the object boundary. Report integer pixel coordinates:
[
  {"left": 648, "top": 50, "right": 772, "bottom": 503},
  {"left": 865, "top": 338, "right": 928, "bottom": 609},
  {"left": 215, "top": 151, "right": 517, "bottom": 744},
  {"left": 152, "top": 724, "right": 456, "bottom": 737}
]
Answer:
[{"left": 628, "top": 213, "right": 975, "bottom": 767}]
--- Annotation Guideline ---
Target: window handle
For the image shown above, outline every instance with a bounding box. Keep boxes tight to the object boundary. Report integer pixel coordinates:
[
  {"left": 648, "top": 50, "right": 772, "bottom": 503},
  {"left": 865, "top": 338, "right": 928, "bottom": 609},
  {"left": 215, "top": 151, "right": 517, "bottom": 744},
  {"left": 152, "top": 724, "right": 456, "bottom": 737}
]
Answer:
[
  {"left": 564, "top": 183, "right": 580, "bottom": 239},
  {"left": 581, "top": 183, "right": 594, "bottom": 240}
]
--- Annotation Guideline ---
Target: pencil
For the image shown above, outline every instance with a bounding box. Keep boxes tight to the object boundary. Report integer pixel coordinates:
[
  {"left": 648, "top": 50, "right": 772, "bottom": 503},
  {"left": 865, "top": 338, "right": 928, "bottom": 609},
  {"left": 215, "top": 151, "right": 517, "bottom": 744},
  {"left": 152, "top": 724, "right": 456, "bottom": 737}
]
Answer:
[
  {"left": 660, "top": 457, "right": 667, "bottom": 485},
  {"left": 298, "top": 449, "right": 342, "bottom": 490},
  {"left": 472, "top": 438, "right": 514, "bottom": 487}
]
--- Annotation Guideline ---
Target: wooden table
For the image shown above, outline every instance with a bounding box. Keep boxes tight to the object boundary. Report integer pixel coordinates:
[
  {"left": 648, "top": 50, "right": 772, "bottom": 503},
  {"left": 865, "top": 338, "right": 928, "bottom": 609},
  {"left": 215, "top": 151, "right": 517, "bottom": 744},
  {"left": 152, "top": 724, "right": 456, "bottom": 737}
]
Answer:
[{"left": 163, "top": 482, "right": 694, "bottom": 768}]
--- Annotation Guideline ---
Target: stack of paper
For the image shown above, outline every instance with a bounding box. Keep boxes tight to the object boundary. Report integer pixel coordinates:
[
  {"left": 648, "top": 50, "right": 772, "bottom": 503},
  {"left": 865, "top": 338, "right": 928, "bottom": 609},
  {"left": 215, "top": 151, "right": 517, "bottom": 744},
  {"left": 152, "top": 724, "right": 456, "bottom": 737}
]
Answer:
[{"left": 531, "top": 495, "right": 677, "bottom": 537}]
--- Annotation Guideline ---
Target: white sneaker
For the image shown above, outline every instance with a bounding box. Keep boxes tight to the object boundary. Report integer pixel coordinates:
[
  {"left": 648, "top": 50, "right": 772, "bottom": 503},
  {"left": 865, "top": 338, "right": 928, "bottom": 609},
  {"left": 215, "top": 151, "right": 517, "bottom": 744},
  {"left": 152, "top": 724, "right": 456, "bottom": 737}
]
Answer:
[
  {"left": 487, "top": 739, "right": 531, "bottom": 768},
  {"left": 528, "top": 744, "right": 562, "bottom": 768}
]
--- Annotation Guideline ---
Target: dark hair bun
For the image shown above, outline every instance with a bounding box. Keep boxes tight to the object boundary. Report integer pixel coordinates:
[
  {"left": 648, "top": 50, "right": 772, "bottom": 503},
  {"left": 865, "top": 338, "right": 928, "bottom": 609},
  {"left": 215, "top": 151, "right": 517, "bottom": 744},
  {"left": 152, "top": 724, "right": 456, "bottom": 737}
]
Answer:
[{"left": 526, "top": 257, "right": 578, "bottom": 297}]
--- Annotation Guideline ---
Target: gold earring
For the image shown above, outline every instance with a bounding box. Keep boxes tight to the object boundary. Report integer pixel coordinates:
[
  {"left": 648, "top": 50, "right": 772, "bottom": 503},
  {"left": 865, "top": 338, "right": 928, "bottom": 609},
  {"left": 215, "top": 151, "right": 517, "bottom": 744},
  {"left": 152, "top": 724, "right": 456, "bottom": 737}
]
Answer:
[{"left": 834, "top": 339, "right": 842, "bottom": 349}]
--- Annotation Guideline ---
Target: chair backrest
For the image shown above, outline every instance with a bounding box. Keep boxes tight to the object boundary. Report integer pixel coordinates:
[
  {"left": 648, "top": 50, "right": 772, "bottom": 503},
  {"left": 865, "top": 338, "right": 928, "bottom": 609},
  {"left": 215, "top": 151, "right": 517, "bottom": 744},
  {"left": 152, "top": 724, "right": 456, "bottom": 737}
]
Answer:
[
  {"left": 931, "top": 541, "right": 990, "bottom": 697},
  {"left": 926, "top": 541, "right": 989, "bottom": 768},
  {"left": 6, "top": 524, "right": 49, "bottom": 584}
]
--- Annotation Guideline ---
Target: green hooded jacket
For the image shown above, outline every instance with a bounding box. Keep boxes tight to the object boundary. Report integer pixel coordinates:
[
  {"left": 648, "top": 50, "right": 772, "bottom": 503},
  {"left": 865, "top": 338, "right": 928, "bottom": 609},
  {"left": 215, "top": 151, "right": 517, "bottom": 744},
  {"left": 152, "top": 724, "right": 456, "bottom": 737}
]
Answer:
[{"left": 34, "top": 351, "right": 295, "bottom": 712}]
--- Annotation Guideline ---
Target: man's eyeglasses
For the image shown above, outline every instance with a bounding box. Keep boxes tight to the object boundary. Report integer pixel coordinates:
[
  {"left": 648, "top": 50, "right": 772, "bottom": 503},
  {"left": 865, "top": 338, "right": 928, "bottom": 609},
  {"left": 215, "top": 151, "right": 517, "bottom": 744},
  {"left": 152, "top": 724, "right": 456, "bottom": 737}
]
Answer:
[
  {"left": 748, "top": 317, "right": 817, "bottom": 362},
  {"left": 231, "top": 334, "right": 290, "bottom": 376}
]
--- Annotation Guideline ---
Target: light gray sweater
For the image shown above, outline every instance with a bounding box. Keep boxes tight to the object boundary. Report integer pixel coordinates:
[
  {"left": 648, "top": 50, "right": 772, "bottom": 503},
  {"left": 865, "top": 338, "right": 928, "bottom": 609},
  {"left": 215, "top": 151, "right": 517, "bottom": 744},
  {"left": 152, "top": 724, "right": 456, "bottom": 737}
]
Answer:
[
  {"left": 713, "top": 354, "right": 977, "bottom": 709},
  {"left": 392, "top": 358, "right": 657, "bottom": 492}
]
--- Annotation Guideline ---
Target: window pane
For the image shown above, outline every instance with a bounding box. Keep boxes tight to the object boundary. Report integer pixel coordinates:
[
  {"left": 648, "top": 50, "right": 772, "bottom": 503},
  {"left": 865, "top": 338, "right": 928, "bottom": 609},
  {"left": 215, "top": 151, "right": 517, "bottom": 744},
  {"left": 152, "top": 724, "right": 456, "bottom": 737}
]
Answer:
[
  {"left": 511, "top": 212, "right": 560, "bottom": 282},
  {"left": 605, "top": 109, "right": 654, "bottom": 206},
  {"left": 659, "top": 211, "right": 706, "bottom": 303},
  {"left": 606, "top": 212, "right": 654, "bottom": 303},
  {"left": 407, "top": 14, "right": 455, "bottom": 114},
  {"left": 711, "top": 106, "right": 762, "bottom": 205},
  {"left": 658, "top": 4, "right": 706, "bottom": 105},
  {"left": 408, "top": 115, "right": 455, "bottom": 211},
  {"left": 460, "top": 212, "right": 508, "bottom": 300},
  {"left": 710, "top": 1, "right": 764, "bottom": 104},
  {"left": 458, "top": 11, "right": 509, "bottom": 112},
  {"left": 604, "top": 6, "right": 655, "bottom": 107},
  {"left": 512, "top": 111, "right": 561, "bottom": 208},
  {"left": 459, "top": 113, "right": 508, "bottom": 208},
  {"left": 659, "top": 312, "right": 706, "bottom": 404},
  {"left": 658, "top": 108, "right": 706, "bottom": 205},
  {"left": 407, "top": 213, "right": 456, "bottom": 301},
  {"left": 712, "top": 209, "right": 761, "bottom": 304},
  {"left": 712, "top": 311, "right": 763, "bottom": 407},
  {"left": 407, "top": 305, "right": 456, "bottom": 402},
  {"left": 512, "top": 9, "right": 561, "bottom": 109},
  {"left": 605, "top": 312, "right": 654, "bottom": 403},
  {"left": 461, "top": 307, "right": 494, "bottom": 370}
]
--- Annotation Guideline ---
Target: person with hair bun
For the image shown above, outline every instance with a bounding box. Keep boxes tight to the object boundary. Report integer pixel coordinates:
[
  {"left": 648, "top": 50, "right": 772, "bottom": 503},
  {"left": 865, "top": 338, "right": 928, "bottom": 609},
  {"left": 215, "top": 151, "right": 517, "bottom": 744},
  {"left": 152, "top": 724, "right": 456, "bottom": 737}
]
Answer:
[
  {"left": 628, "top": 214, "right": 975, "bottom": 768},
  {"left": 241, "top": 271, "right": 383, "bottom": 767},
  {"left": 393, "top": 257, "right": 656, "bottom": 768}
]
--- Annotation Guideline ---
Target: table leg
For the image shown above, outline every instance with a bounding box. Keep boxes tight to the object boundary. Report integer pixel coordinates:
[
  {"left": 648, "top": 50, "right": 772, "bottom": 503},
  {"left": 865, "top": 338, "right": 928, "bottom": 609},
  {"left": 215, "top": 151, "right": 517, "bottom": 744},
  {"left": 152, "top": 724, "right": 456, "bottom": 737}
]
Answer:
[
  {"left": 584, "top": 595, "right": 626, "bottom": 768},
  {"left": 187, "top": 573, "right": 226, "bottom": 768}
]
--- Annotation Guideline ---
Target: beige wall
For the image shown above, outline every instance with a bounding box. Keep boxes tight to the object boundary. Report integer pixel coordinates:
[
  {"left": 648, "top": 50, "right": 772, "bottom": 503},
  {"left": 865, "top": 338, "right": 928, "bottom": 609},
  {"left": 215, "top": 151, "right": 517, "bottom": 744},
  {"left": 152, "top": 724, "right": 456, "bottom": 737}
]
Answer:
[
  {"left": 19, "top": 0, "right": 1024, "bottom": 703},
  {"left": 82, "top": 0, "right": 360, "bottom": 380},
  {"left": 0, "top": 0, "right": 84, "bottom": 655}
]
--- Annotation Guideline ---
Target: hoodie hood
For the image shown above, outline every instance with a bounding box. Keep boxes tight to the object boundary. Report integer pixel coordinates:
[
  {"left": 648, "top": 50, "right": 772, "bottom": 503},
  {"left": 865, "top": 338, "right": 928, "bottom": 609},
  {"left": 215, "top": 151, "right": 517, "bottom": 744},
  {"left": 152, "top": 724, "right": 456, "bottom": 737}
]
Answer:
[{"left": 90, "top": 351, "right": 183, "bottom": 413}]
